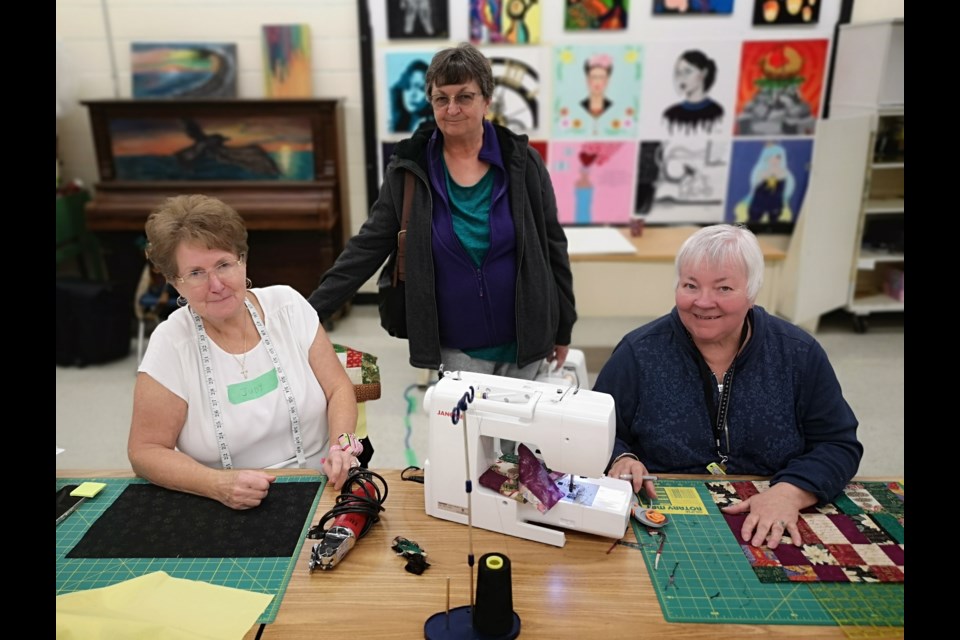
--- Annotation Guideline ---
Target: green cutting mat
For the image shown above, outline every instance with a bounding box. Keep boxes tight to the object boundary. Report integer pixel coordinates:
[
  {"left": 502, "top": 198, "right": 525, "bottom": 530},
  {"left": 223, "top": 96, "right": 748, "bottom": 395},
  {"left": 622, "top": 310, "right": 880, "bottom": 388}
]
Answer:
[
  {"left": 56, "top": 475, "right": 325, "bottom": 624},
  {"left": 630, "top": 480, "right": 904, "bottom": 630}
]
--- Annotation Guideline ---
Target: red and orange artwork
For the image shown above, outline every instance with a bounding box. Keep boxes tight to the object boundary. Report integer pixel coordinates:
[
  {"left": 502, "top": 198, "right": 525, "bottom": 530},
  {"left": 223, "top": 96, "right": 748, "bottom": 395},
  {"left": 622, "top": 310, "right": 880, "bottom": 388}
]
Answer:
[
  {"left": 262, "top": 24, "right": 312, "bottom": 98},
  {"left": 734, "top": 39, "right": 827, "bottom": 136}
]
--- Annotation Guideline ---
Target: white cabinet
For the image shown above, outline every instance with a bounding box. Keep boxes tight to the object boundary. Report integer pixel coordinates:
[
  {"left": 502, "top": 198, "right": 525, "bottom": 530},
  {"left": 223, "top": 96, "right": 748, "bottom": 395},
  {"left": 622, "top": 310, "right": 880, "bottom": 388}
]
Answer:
[
  {"left": 775, "top": 19, "right": 903, "bottom": 332},
  {"left": 832, "top": 19, "right": 904, "bottom": 331}
]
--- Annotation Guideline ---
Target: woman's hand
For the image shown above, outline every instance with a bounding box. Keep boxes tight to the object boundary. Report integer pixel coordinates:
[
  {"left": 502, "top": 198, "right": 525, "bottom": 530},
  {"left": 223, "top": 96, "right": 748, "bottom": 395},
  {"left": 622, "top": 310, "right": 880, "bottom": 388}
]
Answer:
[
  {"left": 608, "top": 456, "right": 656, "bottom": 501},
  {"left": 216, "top": 470, "right": 276, "bottom": 510},
  {"left": 721, "top": 482, "right": 817, "bottom": 549},
  {"left": 548, "top": 345, "right": 570, "bottom": 370},
  {"left": 323, "top": 448, "right": 359, "bottom": 491}
]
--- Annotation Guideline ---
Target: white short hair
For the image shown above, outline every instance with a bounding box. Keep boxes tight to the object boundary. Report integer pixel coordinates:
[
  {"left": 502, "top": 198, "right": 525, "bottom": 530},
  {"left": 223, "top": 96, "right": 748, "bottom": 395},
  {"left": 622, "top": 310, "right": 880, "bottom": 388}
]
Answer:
[{"left": 675, "top": 224, "right": 764, "bottom": 302}]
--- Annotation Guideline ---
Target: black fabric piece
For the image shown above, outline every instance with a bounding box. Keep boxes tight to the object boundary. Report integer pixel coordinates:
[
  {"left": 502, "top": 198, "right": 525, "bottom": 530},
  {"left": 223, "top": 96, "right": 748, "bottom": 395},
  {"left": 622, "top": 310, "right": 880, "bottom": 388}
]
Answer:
[
  {"left": 67, "top": 482, "right": 321, "bottom": 558},
  {"left": 404, "top": 555, "right": 430, "bottom": 575},
  {"left": 57, "top": 485, "right": 81, "bottom": 520}
]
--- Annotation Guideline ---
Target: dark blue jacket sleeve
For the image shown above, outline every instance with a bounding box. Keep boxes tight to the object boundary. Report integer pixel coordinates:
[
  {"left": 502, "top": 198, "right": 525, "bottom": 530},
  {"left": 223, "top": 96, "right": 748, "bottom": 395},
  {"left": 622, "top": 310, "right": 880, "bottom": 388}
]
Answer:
[
  {"left": 771, "top": 340, "right": 863, "bottom": 504},
  {"left": 593, "top": 337, "right": 641, "bottom": 470}
]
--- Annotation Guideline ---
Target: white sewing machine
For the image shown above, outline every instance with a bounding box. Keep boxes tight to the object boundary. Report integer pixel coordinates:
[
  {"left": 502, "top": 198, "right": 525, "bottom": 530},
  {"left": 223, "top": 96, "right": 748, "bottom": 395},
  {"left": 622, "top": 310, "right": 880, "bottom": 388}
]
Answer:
[{"left": 423, "top": 369, "right": 635, "bottom": 547}]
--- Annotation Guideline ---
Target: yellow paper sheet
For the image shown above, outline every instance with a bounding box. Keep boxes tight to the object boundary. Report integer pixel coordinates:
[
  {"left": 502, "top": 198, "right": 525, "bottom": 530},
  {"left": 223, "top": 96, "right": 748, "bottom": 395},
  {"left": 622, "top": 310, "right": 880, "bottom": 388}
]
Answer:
[{"left": 56, "top": 571, "right": 273, "bottom": 640}]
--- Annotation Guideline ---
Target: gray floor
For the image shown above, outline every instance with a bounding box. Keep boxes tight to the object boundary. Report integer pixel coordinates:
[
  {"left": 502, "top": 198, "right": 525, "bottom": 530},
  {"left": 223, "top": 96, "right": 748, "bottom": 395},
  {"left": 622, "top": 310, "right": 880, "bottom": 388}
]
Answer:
[{"left": 56, "top": 305, "right": 903, "bottom": 478}]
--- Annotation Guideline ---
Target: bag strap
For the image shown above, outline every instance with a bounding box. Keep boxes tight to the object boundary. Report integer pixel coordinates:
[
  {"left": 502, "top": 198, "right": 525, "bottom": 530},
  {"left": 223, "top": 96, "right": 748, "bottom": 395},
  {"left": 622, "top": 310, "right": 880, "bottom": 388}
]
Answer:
[{"left": 393, "top": 170, "right": 415, "bottom": 286}]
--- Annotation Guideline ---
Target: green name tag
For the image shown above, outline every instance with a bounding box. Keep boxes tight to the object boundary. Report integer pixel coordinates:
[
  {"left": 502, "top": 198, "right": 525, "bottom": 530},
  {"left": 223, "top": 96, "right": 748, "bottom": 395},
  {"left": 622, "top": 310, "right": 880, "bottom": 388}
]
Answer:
[{"left": 227, "top": 368, "right": 278, "bottom": 404}]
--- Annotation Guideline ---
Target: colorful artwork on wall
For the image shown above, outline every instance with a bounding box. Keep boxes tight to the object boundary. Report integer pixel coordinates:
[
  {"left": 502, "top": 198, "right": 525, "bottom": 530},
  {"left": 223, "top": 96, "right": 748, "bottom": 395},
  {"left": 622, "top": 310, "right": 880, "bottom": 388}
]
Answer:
[
  {"left": 262, "top": 24, "right": 312, "bottom": 98},
  {"left": 481, "top": 48, "right": 543, "bottom": 136},
  {"left": 725, "top": 138, "right": 813, "bottom": 232},
  {"left": 106, "top": 115, "right": 315, "bottom": 181},
  {"left": 471, "top": 0, "right": 541, "bottom": 44},
  {"left": 386, "top": 0, "right": 449, "bottom": 39},
  {"left": 549, "top": 141, "right": 637, "bottom": 224},
  {"left": 635, "top": 139, "right": 729, "bottom": 224},
  {"left": 131, "top": 43, "right": 238, "bottom": 99},
  {"left": 564, "top": 0, "right": 630, "bottom": 31},
  {"left": 734, "top": 39, "right": 828, "bottom": 136},
  {"left": 471, "top": 0, "right": 506, "bottom": 44},
  {"left": 652, "top": 0, "right": 734, "bottom": 14},
  {"left": 639, "top": 42, "right": 739, "bottom": 139},
  {"left": 384, "top": 51, "right": 436, "bottom": 135},
  {"left": 553, "top": 44, "right": 643, "bottom": 139},
  {"left": 503, "top": 0, "right": 542, "bottom": 44},
  {"left": 753, "top": 0, "right": 821, "bottom": 26}
]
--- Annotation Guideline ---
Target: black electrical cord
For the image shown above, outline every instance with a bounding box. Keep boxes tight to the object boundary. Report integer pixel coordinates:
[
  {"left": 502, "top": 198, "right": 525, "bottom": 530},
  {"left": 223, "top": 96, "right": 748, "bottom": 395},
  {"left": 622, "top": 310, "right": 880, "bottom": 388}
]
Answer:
[
  {"left": 308, "top": 468, "right": 388, "bottom": 540},
  {"left": 401, "top": 466, "right": 424, "bottom": 483}
]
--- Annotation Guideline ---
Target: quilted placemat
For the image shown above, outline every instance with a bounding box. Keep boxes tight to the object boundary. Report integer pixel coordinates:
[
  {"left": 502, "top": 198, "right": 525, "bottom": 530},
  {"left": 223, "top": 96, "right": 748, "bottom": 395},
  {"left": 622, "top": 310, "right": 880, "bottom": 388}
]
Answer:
[{"left": 707, "top": 480, "right": 904, "bottom": 583}]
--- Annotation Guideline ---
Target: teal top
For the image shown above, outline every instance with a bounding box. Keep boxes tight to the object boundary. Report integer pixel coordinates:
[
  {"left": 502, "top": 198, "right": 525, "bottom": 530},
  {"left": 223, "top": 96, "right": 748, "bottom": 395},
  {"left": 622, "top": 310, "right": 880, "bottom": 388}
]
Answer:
[{"left": 443, "top": 159, "right": 517, "bottom": 364}]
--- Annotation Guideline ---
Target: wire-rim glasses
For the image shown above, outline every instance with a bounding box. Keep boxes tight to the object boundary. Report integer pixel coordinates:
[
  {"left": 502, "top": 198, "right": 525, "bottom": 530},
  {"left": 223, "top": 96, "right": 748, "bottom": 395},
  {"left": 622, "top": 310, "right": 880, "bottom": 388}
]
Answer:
[{"left": 175, "top": 254, "right": 245, "bottom": 287}]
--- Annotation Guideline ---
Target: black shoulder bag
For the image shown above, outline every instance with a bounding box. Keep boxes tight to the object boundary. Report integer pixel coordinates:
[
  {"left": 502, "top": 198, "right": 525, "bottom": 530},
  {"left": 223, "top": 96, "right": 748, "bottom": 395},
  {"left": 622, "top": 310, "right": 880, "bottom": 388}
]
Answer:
[{"left": 377, "top": 171, "right": 414, "bottom": 338}]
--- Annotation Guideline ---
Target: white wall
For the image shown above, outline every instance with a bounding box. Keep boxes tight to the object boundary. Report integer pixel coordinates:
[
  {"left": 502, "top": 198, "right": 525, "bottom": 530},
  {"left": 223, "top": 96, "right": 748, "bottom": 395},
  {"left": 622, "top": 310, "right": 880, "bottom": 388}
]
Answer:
[
  {"left": 55, "top": 0, "right": 367, "bottom": 245},
  {"left": 852, "top": 1, "right": 904, "bottom": 23}
]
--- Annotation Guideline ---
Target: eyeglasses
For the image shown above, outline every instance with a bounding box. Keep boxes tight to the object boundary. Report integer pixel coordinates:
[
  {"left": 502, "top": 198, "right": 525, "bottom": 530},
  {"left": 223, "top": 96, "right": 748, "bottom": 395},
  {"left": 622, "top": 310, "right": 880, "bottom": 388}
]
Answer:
[
  {"left": 176, "top": 255, "right": 245, "bottom": 287},
  {"left": 430, "top": 92, "right": 478, "bottom": 110}
]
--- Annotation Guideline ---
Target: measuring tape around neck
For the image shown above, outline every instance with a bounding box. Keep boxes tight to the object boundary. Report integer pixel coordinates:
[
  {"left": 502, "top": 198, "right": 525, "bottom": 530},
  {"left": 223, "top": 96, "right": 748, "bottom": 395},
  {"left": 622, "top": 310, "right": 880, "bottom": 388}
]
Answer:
[{"left": 190, "top": 297, "right": 306, "bottom": 469}]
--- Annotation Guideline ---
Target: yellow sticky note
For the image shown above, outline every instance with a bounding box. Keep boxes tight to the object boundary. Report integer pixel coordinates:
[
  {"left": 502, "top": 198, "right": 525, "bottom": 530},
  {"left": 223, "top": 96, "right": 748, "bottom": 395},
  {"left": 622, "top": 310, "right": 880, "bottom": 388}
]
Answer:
[{"left": 70, "top": 482, "right": 106, "bottom": 498}]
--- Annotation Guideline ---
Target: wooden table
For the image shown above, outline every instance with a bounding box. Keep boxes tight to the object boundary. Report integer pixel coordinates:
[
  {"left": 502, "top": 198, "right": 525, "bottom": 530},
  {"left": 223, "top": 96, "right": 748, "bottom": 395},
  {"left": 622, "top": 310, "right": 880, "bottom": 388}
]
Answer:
[
  {"left": 57, "top": 470, "right": 899, "bottom": 639},
  {"left": 569, "top": 226, "right": 787, "bottom": 317}
]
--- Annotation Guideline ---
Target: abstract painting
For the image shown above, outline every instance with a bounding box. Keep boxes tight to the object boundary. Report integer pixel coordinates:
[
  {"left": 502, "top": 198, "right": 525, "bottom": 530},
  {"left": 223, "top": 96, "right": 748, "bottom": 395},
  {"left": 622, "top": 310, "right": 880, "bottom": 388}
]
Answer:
[
  {"left": 564, "top": 0, "right": 629, "bottom": 31},
  {"left": 734, "top": 39, "right": 828, "bottom": 136},
  {"left": 549, "top": 141, "right": 637, "bottom": 225},
  {"left": 634, "top": 139, "right": 729, "bottom": 224},
  {"left": 107, "top": 116, "right": 315, "bottom": 181},
  {"left": 652, "top": 0, "right": 734, "bottom": 14},
  {"left": 132, "top": 43, "right": 237, "bottom": 99},
  {"left": 725, "top": 138, "right": 813, "bottom": 232},
  {"left": 553, "top": 44, "right": 643, "bottom": 139},
  {"left": 262, "top": 24, "right": 312, "bottom": 97},
  {"left": 386, "top": 0, "right": 449, "bottom": 39},
  {"left": 753, "top": 0, "right": 821, "bottom": 25},
  {"left": 502, "top": 0, "right": 542, "bottom": 44},
  {"left": 708, "top": 480, "right": 903, "bottom": 583}
]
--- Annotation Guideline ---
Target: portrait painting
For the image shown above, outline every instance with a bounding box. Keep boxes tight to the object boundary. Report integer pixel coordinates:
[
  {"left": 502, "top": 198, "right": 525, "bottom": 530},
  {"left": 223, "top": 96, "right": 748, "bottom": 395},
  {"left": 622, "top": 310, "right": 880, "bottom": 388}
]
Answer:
[
  {"left": 549, "top": 141, "right": 638, "bottom": 225},
  {"left": 131, "top": 43, "right": 238, "bottom": 99},
  {"left": 106, "top": 115, "right": 315, "bottom": 181},
  {"left": 639, "top": 41, "right": 738, "bottom": 138},
  {"left": 753, "top": 0, "right": 821, "bottom": 25},
  {"left": 553, "top": 44, "right": 643, "bottom": 139},
  {"left": 635, "top": 139, "right": 730, "bottom": 224},
  {"left": 565, "top": 0, "right": 629, "bottom": 31},
  {"left": 386, "top": 0, "right": 449, "bottom": 40},
  {"left": 262, "top": 25, "right": 312, "bottom": 97},
  {"left": 384, "top": 50, "right": 436, "bottom": 136},
  {"left": 734, "top": 39, "right": 828, "bottom": 136},
  {"left": 725, "top": 138, "right": 813, "bottom": 233}
]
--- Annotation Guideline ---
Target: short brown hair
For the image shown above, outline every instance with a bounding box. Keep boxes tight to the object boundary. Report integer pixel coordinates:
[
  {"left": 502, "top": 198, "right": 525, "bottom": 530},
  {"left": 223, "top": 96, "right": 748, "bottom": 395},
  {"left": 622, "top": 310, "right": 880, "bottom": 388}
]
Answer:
[
  {"left": 425, "top": 42, "right": 494, "bottom": 99},
  {"left": 144, "top": 195, "right": 249, "bottom": 279}
]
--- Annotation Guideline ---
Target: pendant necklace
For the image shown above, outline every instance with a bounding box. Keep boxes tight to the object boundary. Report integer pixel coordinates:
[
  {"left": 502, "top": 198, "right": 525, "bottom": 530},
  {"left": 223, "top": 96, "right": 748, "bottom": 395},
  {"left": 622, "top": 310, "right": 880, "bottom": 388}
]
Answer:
[{"left": 229, "top": 315, "right": 249, "bottom": 379}]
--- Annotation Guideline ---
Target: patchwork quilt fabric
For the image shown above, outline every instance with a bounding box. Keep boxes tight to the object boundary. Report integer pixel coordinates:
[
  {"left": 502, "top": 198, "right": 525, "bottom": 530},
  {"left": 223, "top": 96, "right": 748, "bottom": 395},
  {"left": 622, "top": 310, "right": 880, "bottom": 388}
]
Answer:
[{"left": 707, "top": 480, "right": 904, "bottom": 583}]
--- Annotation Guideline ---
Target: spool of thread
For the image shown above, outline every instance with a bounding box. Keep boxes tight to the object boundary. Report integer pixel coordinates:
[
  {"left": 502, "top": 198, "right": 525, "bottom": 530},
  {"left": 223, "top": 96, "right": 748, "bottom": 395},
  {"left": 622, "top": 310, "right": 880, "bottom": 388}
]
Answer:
[{"left": 473, "top": 552, "right": 514, "bottom": 636}]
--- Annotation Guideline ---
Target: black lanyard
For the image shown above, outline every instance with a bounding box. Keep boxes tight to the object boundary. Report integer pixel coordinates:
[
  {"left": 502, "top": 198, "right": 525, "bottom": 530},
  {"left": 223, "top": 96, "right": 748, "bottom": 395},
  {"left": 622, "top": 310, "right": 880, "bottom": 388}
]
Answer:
[{"left": 692, "top": 316, "right": 750, "bottom": 471}]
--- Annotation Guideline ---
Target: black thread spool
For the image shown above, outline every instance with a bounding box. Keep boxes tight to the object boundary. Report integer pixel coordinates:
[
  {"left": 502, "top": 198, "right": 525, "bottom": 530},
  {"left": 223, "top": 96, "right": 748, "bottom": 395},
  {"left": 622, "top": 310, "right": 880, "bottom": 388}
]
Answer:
[{"left": 473, "top": 552, "right": 519, "bottom": 637}]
